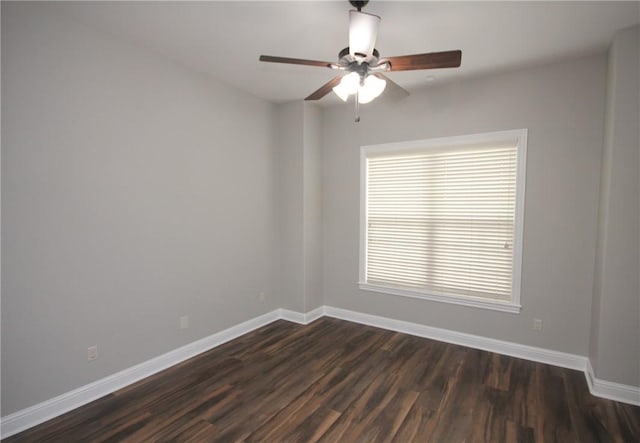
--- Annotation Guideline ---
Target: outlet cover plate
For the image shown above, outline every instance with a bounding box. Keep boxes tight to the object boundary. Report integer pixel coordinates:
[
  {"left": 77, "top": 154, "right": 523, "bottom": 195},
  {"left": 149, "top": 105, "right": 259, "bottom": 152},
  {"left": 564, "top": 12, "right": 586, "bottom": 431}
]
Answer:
[{"left": 88, "top": 345, "right": 98, "bottom": 361}]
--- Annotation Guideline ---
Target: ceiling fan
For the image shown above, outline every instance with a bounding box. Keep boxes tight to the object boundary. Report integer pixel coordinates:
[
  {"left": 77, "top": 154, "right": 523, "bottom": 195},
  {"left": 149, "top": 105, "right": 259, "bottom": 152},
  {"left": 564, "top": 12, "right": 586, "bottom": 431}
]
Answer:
[{"left": 259, "top": 0, "right": 462, "bottom": 121}]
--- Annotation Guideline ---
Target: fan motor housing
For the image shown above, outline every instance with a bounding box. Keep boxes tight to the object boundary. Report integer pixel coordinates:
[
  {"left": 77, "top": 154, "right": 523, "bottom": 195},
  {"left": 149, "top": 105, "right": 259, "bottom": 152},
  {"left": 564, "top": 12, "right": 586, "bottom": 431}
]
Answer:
[
  {"left": 349, "top": 0, "right": 369, "bottom": 11},
  {"left": 338, "top": 47, "right": 379, "bottom": 61}
]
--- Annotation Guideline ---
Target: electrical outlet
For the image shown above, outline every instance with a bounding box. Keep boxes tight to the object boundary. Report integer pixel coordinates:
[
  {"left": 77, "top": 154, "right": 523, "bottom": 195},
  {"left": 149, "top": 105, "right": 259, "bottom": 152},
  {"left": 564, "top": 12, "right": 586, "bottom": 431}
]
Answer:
[
  {"left": 180, "top": 315, "right": 189, "bottom": 329},
  {"left": 259, "top": 291, "right": 265, "bottom": 302},
  {"left": 88, "top": 345, "right": 98, "bottom": 361},
  {"left": 533, "top": 318, "right": 543, "bottom": 331}
]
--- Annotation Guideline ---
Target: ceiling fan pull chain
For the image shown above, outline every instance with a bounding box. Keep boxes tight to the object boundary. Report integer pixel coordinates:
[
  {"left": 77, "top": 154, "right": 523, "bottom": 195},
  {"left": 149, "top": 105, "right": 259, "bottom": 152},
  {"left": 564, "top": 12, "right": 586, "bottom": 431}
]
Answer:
[{"left": 355, "top": 90, "right": 361, "bottom": 122}]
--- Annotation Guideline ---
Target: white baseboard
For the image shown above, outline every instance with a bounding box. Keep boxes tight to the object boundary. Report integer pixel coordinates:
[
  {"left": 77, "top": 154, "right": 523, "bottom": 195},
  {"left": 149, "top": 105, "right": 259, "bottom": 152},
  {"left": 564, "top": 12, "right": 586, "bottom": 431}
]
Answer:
[
  {"left": 585, "top": 360, "right": 640, "bottom": 406},
  {"left": 3, "top": 305, "right": 638, "bottom": 438},
  {"left": 0, "top": 310, "right": 281, "bottom": 439},
  {"left": 323, "top": 306, "right": 588, "bottom": 371},
  {"left": 279, "top": 306, "right": 325, "bottom": 325}
]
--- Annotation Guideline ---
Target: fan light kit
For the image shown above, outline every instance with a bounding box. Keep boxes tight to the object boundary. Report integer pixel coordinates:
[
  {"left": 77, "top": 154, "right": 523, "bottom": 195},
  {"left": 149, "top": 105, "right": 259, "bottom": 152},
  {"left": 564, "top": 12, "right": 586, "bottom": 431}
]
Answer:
[
  {"left": 333, "top": 71, "right": 386, "bottom": 103},
  {"left": 260, "top": 0, "right": 462, "bottom": 122}
]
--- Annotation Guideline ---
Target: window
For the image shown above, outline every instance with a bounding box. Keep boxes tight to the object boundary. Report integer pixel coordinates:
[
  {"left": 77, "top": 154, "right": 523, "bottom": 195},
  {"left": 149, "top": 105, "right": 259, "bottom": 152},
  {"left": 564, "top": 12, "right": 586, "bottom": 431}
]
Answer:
[{"left": 359, "top": 129, "right": 527, "bottom": 313}]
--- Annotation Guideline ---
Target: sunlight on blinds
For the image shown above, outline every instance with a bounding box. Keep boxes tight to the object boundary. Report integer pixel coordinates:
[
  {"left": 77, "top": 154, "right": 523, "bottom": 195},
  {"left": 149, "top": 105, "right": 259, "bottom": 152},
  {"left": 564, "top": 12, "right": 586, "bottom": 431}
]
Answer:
[{"left": 366, "top": 145, "right": 517, "bottom": 301}]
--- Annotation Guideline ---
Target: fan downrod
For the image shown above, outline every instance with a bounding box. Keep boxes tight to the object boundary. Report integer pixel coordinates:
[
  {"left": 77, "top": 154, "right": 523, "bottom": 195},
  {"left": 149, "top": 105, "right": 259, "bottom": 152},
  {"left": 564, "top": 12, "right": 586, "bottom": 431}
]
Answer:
[{"left": 349, "top": 1, "right": 369, "bottom": 12}]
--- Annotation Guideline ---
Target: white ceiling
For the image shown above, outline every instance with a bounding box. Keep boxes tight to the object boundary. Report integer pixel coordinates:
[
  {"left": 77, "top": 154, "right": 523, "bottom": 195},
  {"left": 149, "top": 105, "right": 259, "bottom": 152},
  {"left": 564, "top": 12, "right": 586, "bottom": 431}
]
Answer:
[{"left": 43, "top": 1, "right": 639, "bottom": 104}]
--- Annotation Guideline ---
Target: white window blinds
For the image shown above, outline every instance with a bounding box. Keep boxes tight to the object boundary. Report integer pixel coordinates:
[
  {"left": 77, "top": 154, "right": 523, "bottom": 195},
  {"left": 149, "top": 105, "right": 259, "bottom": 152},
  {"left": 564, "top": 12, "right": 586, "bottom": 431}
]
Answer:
[{"left": 362, "top": 134, "right": 524, "bottom": 308}]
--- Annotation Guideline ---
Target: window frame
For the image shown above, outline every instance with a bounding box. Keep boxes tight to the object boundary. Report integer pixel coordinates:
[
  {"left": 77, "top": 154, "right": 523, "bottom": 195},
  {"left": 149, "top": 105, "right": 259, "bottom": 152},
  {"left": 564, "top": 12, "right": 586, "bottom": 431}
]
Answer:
[{"left": 359, "top": 129, "right": 527, "bottom": 314}]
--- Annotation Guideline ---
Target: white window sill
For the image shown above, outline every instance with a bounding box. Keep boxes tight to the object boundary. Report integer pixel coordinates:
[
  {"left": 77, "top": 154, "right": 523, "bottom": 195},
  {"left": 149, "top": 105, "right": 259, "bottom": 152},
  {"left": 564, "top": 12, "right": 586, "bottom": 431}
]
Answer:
[{"left": 358, "top": 282, "right": 521, "bottom": 314}]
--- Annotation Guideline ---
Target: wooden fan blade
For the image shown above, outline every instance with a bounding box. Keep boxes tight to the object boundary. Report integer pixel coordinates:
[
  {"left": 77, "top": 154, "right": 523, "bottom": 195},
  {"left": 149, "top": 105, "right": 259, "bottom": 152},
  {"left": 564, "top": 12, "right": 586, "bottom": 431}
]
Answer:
[
  {"left": 387, "top": 50, "right": 462, "bottom": 71},
  {"left": 374, "top": 73, "right": 409, "bottom": 98},
  {"left": 305, "top": 76, "right": 343, "bottom": 100},
  {"left": 259, "top": 55, "right": 333, "bottom": 68}
]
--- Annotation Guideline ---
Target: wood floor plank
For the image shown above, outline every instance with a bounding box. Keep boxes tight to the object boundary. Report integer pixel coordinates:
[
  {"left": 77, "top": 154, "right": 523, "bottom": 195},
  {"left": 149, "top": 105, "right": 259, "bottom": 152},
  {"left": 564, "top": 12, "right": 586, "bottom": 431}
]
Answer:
[
  {"left": 468, "top": 387, "right": 509, "bottom": 443},
  {"left": 505, "top": 357, "right": 538, "bottom": 428},
  {"left": 427, "top": 348, "right": 491, "bottom": 441},
  {"left": 484, "top": 353, "right": 513, "bottom": 391},
  {"left": 505, "top": 420, "right": 535, "bottom": 443},
  {"left": 391, "top": 401, "right": 438, "bottom": 442},
  {"left": 562, "top": 368, "right": 610, "bottom": 443},
  {"left": 363, "top": 388, "right": 420, "bottom": 443},
  {"left": 4, "top": 318, "right": 639, "bottom": 443},
  {"left": 534, "top": 365, "right": 577, "bottom": 442}
]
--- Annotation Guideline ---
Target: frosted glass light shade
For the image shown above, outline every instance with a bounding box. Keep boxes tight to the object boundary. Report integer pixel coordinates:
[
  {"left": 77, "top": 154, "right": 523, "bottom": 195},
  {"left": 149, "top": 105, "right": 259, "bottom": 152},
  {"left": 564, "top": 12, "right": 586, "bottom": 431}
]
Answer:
[
  {"left": 332, "top": 72, "right": 360, "bottom": 101},
  {"left": 358, "top": 75, "right": 386, "bottom": 104},
  {"left": 333, "top": 73, "right": 386, "bottom": 103}
]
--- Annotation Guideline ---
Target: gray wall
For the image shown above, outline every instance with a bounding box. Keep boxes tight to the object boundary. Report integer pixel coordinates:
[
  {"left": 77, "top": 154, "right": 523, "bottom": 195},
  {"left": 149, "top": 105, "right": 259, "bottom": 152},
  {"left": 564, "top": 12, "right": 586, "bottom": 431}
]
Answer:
[
  {"left": 277, "top": 102, "right": 323, "bottom": 313},
  {"left": 303, "top": 104, "right": 324, "bottom": 311},
  {"left": 276, "top": 102, "right": 305, "bottom": 312},
  {"left": 1, "top": 3, "right": 278, "bottom": 415},
  {"left": 590, "top": 25, "right": 640, "bottom": 387},
  {"left": 322, "top": 55, "right": 607, "bottom": 356}
]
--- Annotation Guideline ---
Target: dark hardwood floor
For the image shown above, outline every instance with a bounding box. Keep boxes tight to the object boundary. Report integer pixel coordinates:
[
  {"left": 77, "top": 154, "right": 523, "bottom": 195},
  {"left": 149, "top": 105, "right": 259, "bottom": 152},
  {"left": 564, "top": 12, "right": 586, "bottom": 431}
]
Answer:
[{"left": 4, "top": 318, "right": 639, "bottom": 442}]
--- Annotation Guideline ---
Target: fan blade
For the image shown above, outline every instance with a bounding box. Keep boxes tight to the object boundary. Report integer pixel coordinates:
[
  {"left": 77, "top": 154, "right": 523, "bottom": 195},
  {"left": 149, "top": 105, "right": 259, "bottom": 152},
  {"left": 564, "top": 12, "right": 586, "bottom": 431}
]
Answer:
[
  {"left": 305, "top": 76, "right": 343, "bottom": 101},
  {"left": 373, "top": 73, "right": 409, "bottom": 98},
  {"left": 386, "top": 50, "right": 462, "bottom": 71},
  {"left": 349, "top": 10, "right": 380, "bottom": 57},
  {"left": 259, "top": 55, "right": 333, "bottom": 68}
]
